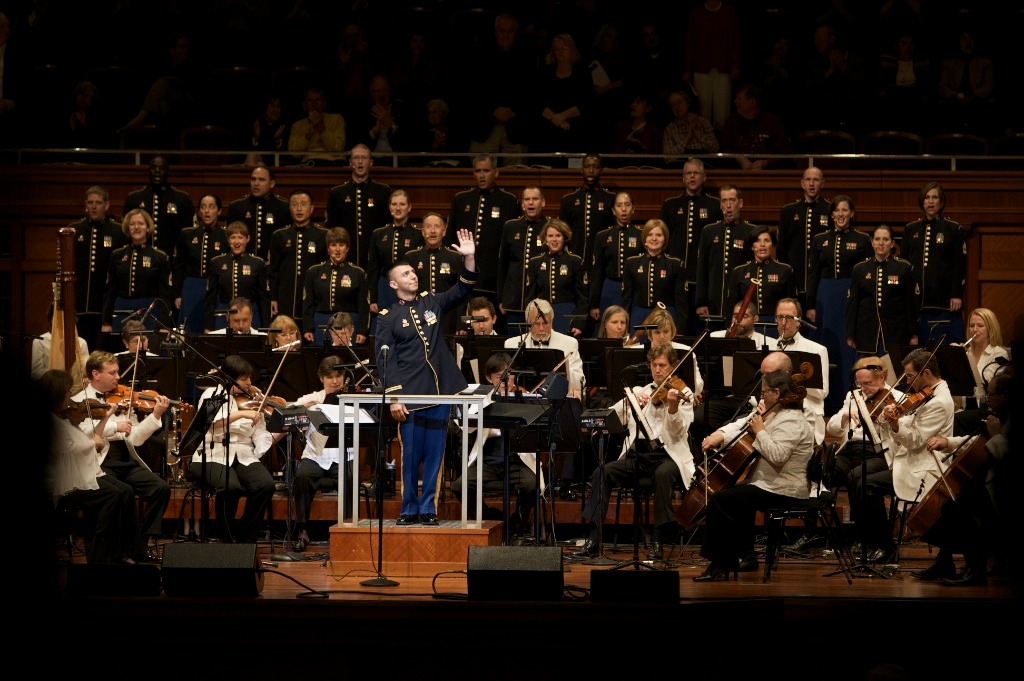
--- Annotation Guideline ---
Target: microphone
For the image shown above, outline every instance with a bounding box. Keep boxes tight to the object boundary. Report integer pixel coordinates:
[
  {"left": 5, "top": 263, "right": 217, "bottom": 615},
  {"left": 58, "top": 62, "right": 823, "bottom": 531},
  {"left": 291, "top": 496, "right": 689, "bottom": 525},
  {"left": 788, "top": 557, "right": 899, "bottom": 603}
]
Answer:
[
  {"left": 380, "top": 345, "right": 390, "bottom": 361},
  {"left": 796, "top": 317, "right": 817, "bottom": 331},
  {"left": 460, "top": 316, "right": 487, "bottom": 323},
  {"left": 139, "top": 300, "right": 157, "bottom": 326}
]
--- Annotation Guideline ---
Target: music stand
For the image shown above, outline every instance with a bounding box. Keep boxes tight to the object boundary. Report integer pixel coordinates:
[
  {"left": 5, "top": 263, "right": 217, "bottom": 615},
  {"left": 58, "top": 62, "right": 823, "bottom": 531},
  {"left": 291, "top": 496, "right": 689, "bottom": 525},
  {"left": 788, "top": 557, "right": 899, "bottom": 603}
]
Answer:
[
  {"left": 482, "top": 401, "right": 547, "bottom": 545},
  {"left": 576, "top": 338, "right": 624, "bottom": 393},
  {"left": 604, "top": 348, "right": 649, "bottom": 402},
  {"left": 893, "top": 345, "right": 976, "bottom": 398},
  {"left": 138, "top": 355, "right": 186, "bottom": 401},
  {"left": 176, "top": 390, "right": 229, "bottom": 543},
  {"left": 99, "top": 330, "right": 165, "bottom": 355},
  {"left": 187, "top": 333, "right": 266, "bottom": 373}
]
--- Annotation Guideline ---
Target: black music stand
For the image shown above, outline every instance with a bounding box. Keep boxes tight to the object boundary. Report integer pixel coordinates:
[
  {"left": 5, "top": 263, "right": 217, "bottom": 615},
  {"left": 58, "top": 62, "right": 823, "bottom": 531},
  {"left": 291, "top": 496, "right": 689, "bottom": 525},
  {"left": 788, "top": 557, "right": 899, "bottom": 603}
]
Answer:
[
  {"left": 576, "top": 338, "right": 625, "bottom": 398},
  {"left": 604, "top": 348, "right": 649, "bottom": 402},
  {"left": 893, "top": 344, "right": 977, "bottom": 398},
  {"left": 612, "top": 387, "right": 660, "bottom": 572},
  {"left": 176, "top": 390, "right": 228, "bottom": 543},
  {"left": 482, "top": 401, "right": 547, "bottom": 545},
  {"left": 269, "top": 405, "right": 313, "bottom": 562}
]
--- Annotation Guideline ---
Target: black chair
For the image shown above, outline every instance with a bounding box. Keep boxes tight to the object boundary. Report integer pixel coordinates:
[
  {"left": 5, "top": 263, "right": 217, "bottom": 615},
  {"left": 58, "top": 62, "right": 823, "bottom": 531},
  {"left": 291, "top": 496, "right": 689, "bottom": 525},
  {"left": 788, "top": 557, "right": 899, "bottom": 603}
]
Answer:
[
  {"left": 859, "top": 130, "right": 925, "bottom": 170},
  {"left": 762, "top": 489, "right": 854, "bottom": 583},
  {"left": 791, "top": 129, "right": 857, "bottom": 169},
  {"left": 611, "top": 474, "right": 654, "bottom": 552},
  {"left": 179, "top": 124, "right": 239, "bottom": 165}
]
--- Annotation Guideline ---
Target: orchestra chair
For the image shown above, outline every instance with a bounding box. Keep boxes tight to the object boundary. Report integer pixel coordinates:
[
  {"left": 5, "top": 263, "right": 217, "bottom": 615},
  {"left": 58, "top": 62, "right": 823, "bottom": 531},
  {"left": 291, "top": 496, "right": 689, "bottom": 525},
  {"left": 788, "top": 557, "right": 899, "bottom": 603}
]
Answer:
[
  {"left": 791, "top": 129, "right": 857, "bottom": 169},
  {"left": 611, "top": 472, "right": 655, "bottom": 552},
  {"left": 888, "top": 496, "right": 921, "bottom": 565}
]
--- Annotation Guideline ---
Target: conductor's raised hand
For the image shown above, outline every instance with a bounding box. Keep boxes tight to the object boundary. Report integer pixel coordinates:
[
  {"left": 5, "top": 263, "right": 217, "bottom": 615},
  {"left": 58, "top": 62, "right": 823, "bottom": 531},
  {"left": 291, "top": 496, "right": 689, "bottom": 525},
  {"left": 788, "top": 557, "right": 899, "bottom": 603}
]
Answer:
[{"left": 452, "top": 228, "right": 476, "bottom": 256}]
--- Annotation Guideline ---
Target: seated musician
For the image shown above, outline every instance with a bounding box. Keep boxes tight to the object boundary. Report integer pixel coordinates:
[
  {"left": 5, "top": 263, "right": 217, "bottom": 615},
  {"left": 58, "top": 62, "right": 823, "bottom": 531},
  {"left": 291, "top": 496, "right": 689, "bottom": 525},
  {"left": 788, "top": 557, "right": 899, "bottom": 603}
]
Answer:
[
  {"left": 268, "top": 314, "right": 301, "bottom": 350},
  {"left": 73, "top": 350, "right": 171, "bottom": 561},
  {"left": 574, "top": 343, "right": 695, "bottom": 562},
  {"left": 189, "top": 354, "right": 277, "bottom": 543},
  {"left": 30, "top": 301, "right": 90, "bottom": 379},
  {"left": 816, "top": 357, "right": 904, "bottom": 560},
  {"left": 116, "top": 320, "right": 158, "bottom": 385},
  {"left": 504, "top": 297, "right": 584, "bottom": 490},
  {"left": 290, "top": 355, "right": 351, "bottom": 552},
  {"left": 694, "top": 368, "right": 814, "bottom": 581},
  {"left": 208, "top": 297, "right": 266, "bottom": 336},
  {"left": 910, "top": 368, "right": 1012, "bottom": 586},
  {"left": 457, "top": 296, "right": 500, "bottom": 383},
  {"left": 858, "top": 348, "right": 955, "bottom": 566},
  {"left": 450, "top": 352, "right": 538, "bottom": 535},
  {"left": 326, "top": 310, "right": 355, "bottom": 347}
]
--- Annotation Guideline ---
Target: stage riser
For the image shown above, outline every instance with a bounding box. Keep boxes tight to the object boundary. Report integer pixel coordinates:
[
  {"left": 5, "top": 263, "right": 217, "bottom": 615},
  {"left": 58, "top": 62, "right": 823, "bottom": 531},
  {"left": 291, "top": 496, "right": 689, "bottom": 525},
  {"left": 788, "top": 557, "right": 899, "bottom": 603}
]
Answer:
[{"left": 329, "top": 521, "right": 503, "bottom": 576}]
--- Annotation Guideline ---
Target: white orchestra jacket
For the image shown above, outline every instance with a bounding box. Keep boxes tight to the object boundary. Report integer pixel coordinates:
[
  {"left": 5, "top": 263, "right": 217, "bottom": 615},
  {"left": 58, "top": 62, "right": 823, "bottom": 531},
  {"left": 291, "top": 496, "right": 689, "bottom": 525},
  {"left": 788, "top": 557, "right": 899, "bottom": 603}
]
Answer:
[
  {"left": 877, "top": 380, "right": 955, "bottom": 502},
  {"left": 826, "top": 384, "right": 905, "bottom": 467},
  {"left": 774, "top": 331, "right": 829, "bottom": 444},
  {"left": 611, "top": 382, "right": 695, "bottom": 488},
  {"left": 504, "top": 330, "right": 585, "bottom": 394},
  {"left": 73, "top": 385, "right": 164, "bottom": 469},
  {"left": 195, "top": 387, "right": 275, "bottom": 467},
  {"left": 466, "top": 385, "right": 544, "bottom": 491}
]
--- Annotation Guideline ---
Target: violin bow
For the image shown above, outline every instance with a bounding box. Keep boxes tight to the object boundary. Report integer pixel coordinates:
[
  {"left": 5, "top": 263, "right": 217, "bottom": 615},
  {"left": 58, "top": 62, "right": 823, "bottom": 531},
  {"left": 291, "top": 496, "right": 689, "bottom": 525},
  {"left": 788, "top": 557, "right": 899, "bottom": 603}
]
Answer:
[
  {"left": 257, "top": 339, "right": 295, "bottom": 412},
  {"left": 529, "top": 351, "right": 574, "bottom": 394}
]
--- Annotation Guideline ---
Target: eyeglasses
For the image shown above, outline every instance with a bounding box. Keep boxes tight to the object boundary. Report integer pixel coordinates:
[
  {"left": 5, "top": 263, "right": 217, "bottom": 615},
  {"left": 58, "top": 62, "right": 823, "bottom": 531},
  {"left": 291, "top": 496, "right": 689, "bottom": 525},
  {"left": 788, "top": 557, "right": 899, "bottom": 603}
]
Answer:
[{"left": 775, "top": 315, "right": 798, "bottom": 322}]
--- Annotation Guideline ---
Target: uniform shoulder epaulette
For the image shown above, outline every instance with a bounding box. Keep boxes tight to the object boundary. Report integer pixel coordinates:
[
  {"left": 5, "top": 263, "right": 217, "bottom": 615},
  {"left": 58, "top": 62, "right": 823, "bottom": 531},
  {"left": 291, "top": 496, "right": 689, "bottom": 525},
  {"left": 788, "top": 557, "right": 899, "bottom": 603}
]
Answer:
[
  {"left": 419, "top": 290, "right": 430, "bottom": 298},
  {"left": 778, "top": 261, "right": 794, "bottom": 272},
  {"left": 379, "top": 308, "right": 390, "bottom": 316},
  {"left": 894, "top": 256, "right": 913, "bottom": 265}
]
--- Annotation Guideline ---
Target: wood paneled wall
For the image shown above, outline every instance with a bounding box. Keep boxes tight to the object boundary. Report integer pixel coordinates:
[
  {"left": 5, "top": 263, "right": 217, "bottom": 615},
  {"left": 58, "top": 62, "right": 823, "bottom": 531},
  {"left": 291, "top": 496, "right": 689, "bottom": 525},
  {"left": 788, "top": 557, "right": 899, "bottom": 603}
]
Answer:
[{"left": 2, "top": 164, "right": 1021, "bottom": 344}]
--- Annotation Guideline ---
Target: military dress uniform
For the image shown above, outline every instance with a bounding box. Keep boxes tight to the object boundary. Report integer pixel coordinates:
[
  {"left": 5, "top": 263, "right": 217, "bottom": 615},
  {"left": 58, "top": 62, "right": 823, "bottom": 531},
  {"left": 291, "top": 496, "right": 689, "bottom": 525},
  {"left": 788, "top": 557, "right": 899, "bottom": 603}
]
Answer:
[
  {"left": 172, "top": 223, "right": 228, "bottom": 333},
  {"left": 267, "top": 223, "right": 328, "bottom": 324},
  {"left": 807, "top": 227, "right": 871, "bottom": 412},
  {"left": 777, "top": 197, "right": 833, "bottom": 309},
  {"left": 325, "top": 178, "right": 393, "bottom": 271},
  {"left": 71, "top": 215, "right": 128, "bottom": 348},
  {"left": 226, "top": 192, "right": 291, "bottom": 262},
  {"left": 366, "top": 223, "right": 424, "bottom": 311},
  {"left": 103, "top": 243, "right": 173, "bottom": 331},
  {"left": 405, "top": 244, "right": 464, "bottom": 334},
  {"left": 524, "top": 249, "right": 588, "bottom": 334},
  {"left": 205, "top": 251, "right": 270, "bottom": 331},
  {"left": 845, "top": 256, "right": 919, "bottom": 355},
  {"left": 622, "top": 252, "right": 687, "bottom": 332},
  {"left": 695, "top": 220, "right": 755, "bottom": 319},
  {"left": 558, "top": 184, "right": 615, "bottom": 269},
  {"left": 660, "top": 191, "right": 723, "bottom": 286},
  {"left": 498, "top": 215, "right": 549, "bottom": 318},
  {"left": 375, "top": 266, "right": 477, "bottom": 521},
  {"left": 302, "top": 259, "right": 370, "bottom": 342},
  {"left": 726, "top": 258, "right": 795, "bottom": 336},
  {"left": 449, "top": 185, "right": 520, "bottom": 297},
  {"left": 122, "top": 183, "right": 196, "bottom": 255},
  {"left": 589, "top": 222, "right": 645, "bottom": 317},
  {"left": 901, "top": 216, "right": 967, "bottom": 343}
]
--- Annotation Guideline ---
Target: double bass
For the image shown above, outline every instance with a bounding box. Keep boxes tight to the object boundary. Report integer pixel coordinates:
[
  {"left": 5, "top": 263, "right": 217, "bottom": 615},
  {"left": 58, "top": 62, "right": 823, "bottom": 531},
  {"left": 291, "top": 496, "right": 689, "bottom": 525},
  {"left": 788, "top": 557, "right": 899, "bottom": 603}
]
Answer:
[
  {"left": 905, "top": 434, "right": 990, "bottom": 537},
  {"left": 675, "top": 362, "right": 811, "bottom": 530}
]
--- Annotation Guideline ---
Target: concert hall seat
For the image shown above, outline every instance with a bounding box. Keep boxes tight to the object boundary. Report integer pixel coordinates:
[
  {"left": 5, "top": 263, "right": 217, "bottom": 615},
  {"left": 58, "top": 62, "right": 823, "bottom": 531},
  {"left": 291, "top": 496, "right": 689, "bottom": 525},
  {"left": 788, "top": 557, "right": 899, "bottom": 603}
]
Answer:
[
  {"left": 858, "top": 130, "right": 925, "bottom": 170},
  {"left": 791, "top": 129, "right": 857, "bottom": 169},
  {"left": 179, "top": 124, "right": 239, "bottom": 165}
]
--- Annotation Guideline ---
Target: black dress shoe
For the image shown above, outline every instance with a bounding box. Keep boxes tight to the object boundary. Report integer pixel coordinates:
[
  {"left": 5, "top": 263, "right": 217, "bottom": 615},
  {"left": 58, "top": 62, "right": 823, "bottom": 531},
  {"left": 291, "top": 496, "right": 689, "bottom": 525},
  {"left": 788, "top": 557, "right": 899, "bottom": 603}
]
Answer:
[
  {"left": 942, "top": 568, "right": 988, "bottom": 587},
  {"left": 693, "top": 562, "right": 737, "bottom": 582},
  {"left": 911, "top": 559, "right": 957, "bottom": 580},
  {"left": 647, "top": 541, "right": 663, "bottom": 561},
  {"left": 294, "top": 536, "right": 308, "bottom": 552},
  {"left": 737, "top": 558, "right": 760, "bottom": 572},
  {"left": 572, "top": 540, "right": 598, "bottom": 559},
  {"left": 868, "top": 546, "right": 893, "bottom": 563},
  {"left": 396, "top": 514, "right": 419, "bottom": 525},
  {"left": 420, "top": 513, "right": 440, "bottom": 526},
  {"left": 788, "top": 534, "right": 821, "bottom": 553}
]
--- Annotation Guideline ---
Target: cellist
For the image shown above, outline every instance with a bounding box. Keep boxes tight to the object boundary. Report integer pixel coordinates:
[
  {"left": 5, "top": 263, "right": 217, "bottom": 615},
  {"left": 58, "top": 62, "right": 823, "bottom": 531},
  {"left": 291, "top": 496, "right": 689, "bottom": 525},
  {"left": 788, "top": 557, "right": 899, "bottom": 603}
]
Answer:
[
  {"left": 908, "top": 368, "right": 1012, "bottom": 586},
  {"left": 693, "top": 368, "right": 814, "bottom": 581}
]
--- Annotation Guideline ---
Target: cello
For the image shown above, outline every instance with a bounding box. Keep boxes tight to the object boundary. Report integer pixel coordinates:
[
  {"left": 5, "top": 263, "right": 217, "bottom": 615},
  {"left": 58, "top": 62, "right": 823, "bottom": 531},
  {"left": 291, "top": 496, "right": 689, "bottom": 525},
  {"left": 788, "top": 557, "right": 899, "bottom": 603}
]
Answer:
[
  {"left": 676, "top": 362, "right": 812, "bottom": 530},
  {"left": 905, "top": 433, "right": 990, "bottom": 537}
]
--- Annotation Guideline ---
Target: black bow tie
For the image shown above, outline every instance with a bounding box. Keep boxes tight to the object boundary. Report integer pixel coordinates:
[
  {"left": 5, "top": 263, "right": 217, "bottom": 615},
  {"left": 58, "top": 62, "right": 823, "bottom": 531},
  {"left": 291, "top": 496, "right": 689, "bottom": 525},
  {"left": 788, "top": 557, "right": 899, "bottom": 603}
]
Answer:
[
  {"left": 533, "top": 339, "right": 549, "bottom": 347},
  {"left": 777, "top": 338, "right": 791, "bottom": 350}
]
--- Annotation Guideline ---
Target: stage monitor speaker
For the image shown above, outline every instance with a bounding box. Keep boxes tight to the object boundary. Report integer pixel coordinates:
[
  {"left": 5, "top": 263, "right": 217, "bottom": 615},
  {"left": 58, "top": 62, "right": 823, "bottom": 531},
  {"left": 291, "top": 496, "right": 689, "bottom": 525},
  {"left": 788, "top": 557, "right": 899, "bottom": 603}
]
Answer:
[
  {"left": 467, "top": 545, "right": 563, "bottom": 601},
  {"left": 66, "top": 563, "right": 162, "bottom": 597},
  {"left": 161, "top": 543, "right": 264, "bottom": 597},
  {"left": 590, "top": 569, "right": 680, "bottom": 604}
]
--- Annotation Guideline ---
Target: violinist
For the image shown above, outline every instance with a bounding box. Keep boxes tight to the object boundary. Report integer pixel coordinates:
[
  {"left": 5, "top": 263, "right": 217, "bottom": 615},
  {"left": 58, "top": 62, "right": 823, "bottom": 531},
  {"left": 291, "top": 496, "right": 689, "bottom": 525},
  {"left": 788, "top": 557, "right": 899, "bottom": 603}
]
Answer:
[
  {"left": 42, "top": 369, "right": 136, "bottom": 564},
  {"left": 575, "top": 344, "right": 695, "bottom": 561},
  {"left": 864, "top": 348, "right": 954, "bottom": 564},
  {"left": 190, "top": 355, "right": 277, "bottom": 543},
  {"left": 74, "top": 350, "right": 171, "bottom": 561},
  {"left": 643, "top": 306, "right": 704, "bottom": 398},
  {"left": 290, "top": 355, "right": 352, "bottom": 551},
  {"left": 818, "top": 358, "right": 905, "bottom": 560},
  {"left": 694, "top": 369, "right": 814, "bottom": 581},
  {"left": 911, "top": 369, "right": 1013, "bottom": 586}
]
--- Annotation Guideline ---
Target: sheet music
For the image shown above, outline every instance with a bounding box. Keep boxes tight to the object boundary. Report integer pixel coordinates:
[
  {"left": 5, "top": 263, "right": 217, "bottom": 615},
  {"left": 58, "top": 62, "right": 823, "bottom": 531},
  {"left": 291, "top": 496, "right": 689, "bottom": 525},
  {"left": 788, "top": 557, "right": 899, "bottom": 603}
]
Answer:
[
  {"left": 311, "top": 403, "right": 376, "bottom": 424},
  {"left": 722, "top": 356, "right": 735, "bottom": 387}
]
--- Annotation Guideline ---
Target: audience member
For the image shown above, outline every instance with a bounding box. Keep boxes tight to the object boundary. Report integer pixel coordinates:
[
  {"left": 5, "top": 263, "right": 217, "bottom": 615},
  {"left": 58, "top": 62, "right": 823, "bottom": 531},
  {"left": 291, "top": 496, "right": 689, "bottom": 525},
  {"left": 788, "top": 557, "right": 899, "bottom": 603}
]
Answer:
[
  {"left": 119, "top": 32, "right": 198, "bottom": 143},
  {"left": 626, "top": 21, "right": 681, "bottom": 124},
  {"left": 802, "top": 23, "right": 870, "bottom": 134},
  {"left": 536, "top": 33, "right": 594, "bottom": 158},
  {"left": 720, "top": 83, "right": 790, "bottom": 170},
  {"left": 356, "top": 74, "right": 417, "bottom": 162},
  {"left": 287, "top": 87, "right": 346, "bottom": 165},
  {"left": 683, "top": 0, "right": 742, "bottom": 131},
  {"left": 245, "top": 94, "right": 289, "bottom": 166},
  {"left": 607, "top": 91, "right": 662, "bottom": 161},
  {"left": 873, "top": 30, "right": 932, "bottom": 133},
  {"left": 588, "top": 22, "right": 629, "bottom": 139},
  {"left": 65, "top": 80, "right": 115, "bottom": 150},
  {"left": 936, "top": 28, "right": 997, "bottom": 136},
  {"left": 418, "top": 98, "right": 466, "bottom": 166},
  {"left": 661, "top": 89, "right": 719, "bottom": 166}
]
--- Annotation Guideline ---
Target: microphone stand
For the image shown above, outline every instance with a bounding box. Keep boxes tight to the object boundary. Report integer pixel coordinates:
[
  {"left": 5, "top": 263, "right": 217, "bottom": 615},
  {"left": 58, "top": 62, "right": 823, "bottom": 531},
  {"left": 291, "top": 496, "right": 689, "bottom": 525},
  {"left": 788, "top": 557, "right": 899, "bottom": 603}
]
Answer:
[
  {"left": 497, "top": 329, "right": 529, "bottom": 545},
  {"left": 362, "top": 346, "right": 398, "bottom": 587}
]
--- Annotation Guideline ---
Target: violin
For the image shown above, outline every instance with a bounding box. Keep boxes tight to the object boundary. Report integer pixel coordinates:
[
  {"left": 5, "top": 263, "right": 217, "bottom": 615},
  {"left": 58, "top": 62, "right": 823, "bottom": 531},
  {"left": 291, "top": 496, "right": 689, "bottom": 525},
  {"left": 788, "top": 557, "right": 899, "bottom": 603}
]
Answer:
[
  {"left": 886, "top": 385, "right": 935, "bottom": 423},
  {"left": 239, "top": 387, "right": 288, "bottom": 416},
  {"left": 105, "top": 384, "right": 180, "bottom": 414},
  {"left": 650, "top": 375, "right": 690, "bottom": 406},
  {"left": 62, "top": 398, "right": 112, "bottom": 425}
]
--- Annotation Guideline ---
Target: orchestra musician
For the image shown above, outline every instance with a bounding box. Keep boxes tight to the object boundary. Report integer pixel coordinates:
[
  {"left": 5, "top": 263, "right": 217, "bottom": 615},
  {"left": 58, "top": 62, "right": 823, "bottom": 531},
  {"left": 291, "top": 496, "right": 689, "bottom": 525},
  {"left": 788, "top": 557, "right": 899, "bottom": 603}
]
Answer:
[
  {"left": 267, "top": 314, "right": 301, "bottom": 350},
  {"left": 912, "top": 369, "right": 1013, "bottom": 586},
  {"left": 74, "top": 350, "right": 171, "bottom": 561},
  {"left": 597, "top": 305, "right": 630, "bottom": 343},
  {"left": 773, "top": 298, "right": 829, "bottom": 445},
  {"left": 694, "top": 368, "right": 814, "bottom": 581},
  {"left": 859, "top": 348, "right": 955, "bottom": 565},
  {"left": 189, "top": 354, "right": 277, "bottom": 543},
  {"left": 450, "top": 352, "right": 538, "bottom": 535},
  {"left": 952, "top": 307, "right": 1010, "bottom": 436},
  {"left": 575, "top": 343, "right": 695, "bottom": 561},
  {"left": 290, "top": 355, "right": 352, "bottom": 552},
  {"left": 817, "top": 357, "right": 905, "bottom": 559},
  {"left": 326, "top": 310, "right": 355, "bottom": 347},
  {"left": 504, "top": 298, "right": 584, "bottom": 398},
  {"left": 42, "top": 368, "right": 136, "bottom": 564}
]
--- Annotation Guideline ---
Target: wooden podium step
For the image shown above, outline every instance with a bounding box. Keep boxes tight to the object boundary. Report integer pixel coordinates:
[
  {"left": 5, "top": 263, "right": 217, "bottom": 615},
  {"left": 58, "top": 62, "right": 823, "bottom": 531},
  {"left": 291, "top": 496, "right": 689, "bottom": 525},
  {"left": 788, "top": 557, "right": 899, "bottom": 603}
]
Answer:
[{"left": 328, "top": 520, "right": 503, "bottom": 577}]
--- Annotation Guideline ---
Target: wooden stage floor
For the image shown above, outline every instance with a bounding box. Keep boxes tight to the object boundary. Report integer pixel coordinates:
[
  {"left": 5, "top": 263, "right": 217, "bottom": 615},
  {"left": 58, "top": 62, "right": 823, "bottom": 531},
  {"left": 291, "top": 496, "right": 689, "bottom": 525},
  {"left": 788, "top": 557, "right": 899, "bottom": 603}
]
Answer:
[{"left": 49, "top": 524, "right": 1021, "bottom": 680}]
